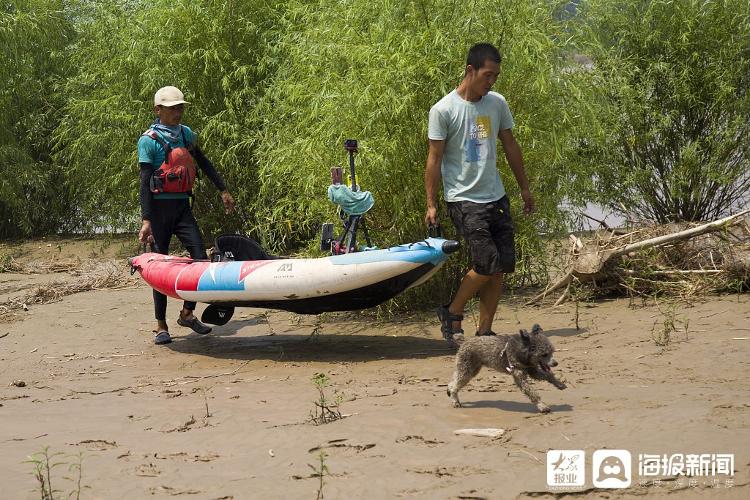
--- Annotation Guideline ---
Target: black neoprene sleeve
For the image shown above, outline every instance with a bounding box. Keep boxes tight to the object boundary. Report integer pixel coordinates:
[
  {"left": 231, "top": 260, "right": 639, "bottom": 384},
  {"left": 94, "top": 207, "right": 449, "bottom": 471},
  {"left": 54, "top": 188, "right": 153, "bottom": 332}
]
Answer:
[
  {"left": 139, "top": 162, "right": 154, "bottom": 220},
  {"left": 192, "top": 146, "right": 227, "bottom": 192}
]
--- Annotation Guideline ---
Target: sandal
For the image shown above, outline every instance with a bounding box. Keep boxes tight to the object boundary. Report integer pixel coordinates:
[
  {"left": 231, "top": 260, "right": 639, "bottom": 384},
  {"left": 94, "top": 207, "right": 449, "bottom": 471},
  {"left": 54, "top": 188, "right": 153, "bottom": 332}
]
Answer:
[
  {"left": 475, "top": 330, "right": 497, "bottom": 336},
  {"left": 436, "top": 304, "right": 464, "bottom": 341},
  {"left": 153, "top": 330, "right": 172, "bottom": 345},
  {"left": 177, "top": 315, "right": 212, "bottom": 335}
]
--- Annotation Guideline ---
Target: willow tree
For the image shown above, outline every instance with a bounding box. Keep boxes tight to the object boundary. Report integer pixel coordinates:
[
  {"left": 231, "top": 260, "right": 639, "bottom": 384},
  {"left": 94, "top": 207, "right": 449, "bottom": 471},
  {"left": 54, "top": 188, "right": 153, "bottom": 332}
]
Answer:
[
  {"left": 0, "top": 0, "right": 74, "bottom": 237},
  {"left": 572, "top": 0, "right": 750, "bottom": 223},
  {"left": 53, "top": 0, "right": 279, "bottom": 235},
  {"left": 250, "top": 0, "right": 579, "bottom": 304}
]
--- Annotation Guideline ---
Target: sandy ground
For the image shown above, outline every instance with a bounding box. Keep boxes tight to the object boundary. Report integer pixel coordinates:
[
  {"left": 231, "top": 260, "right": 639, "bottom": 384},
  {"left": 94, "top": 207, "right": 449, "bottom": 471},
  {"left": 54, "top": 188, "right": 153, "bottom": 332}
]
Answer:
[{"left": 1, "top": 238, "right": 749, "bottom": 499}]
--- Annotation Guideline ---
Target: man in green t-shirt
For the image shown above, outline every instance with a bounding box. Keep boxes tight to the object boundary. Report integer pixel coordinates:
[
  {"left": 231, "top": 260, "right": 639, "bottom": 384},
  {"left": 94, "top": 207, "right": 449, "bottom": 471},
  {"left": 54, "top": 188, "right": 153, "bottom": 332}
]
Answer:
[{"left": 424, "top": 43, "right": 535, "bottom": 343}]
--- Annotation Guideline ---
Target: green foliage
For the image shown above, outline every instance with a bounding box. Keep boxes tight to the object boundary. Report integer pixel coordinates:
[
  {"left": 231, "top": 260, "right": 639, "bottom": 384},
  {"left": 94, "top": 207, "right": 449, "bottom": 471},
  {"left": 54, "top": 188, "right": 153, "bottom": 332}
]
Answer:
[
  {"left": 25, "top": 446, "right": 85, "bottom": 500},
  {"left": 53, "top": 0, "right": 279, "bottom": 234},
  {"left": 309, "top": 372, "right": 343, "bottom": 425},
  {"left": 651, "top": 300, "right": 689, "bottom": 347},
  {"left": 312, "top": 451, "right": 328, "bottom": 500},
  {"left": 571, "top": 0, "right": 750, "bottom": 222},
  {"left": 11, "top": 0, "right": 747, "bottom": 310},
  {"left": 1, "top": 0, "right": 588, "bottom": 308},
  {"left": 251, "top": 0, "right": 577, "bottom": 305},
  {"left": 0, "top": 1, "right": 75, "bottom": 237}
]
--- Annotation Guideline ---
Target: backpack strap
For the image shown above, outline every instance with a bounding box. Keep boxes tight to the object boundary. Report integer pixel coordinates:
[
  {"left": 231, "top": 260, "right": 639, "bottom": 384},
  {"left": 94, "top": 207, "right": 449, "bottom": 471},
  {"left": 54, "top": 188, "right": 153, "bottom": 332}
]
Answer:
[
  {"left": 180, "top": 127, "right": 199, "bottom": 180},
  {"left": 181, "top": 126, "right": 195, "bottom": 153},
  {"left": 142, "top": 129, "right": 172, "bottom": 164}
]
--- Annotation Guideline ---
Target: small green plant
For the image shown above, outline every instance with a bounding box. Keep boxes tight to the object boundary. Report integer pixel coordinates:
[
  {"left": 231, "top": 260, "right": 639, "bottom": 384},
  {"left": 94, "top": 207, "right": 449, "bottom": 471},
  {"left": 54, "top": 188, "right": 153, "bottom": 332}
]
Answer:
[
  {"left": 0, "top": 252, "right": 13, "bottom": 273},
  {"left": 651, "top": 302, "right": 689, "bottom": 347},
  {"left": 309, "top": 373, "right": 343, "bottom": 425},
  {"left": 25, "top": 447, "right": 85, "bottom": 500},
  {"left": 726, "top": 269, "right": 750, "bottom": 300},
  {"left": 64, "top": 452, "right": 85, "bottom": 500},
  {"left": 310, "top": 451, "right": 328, "bottom": 500},
  {"left": 201, "top": 386, "right": 211, "bottom": 420},
  {"left": 307, "top": 316, "right": 323, "bottom": 342},
  {"left": 26, "top": 447, "right": 62, "bottom": 500},
  {"left": 568, "top": 278, "right": 593, "bottom": 331}
]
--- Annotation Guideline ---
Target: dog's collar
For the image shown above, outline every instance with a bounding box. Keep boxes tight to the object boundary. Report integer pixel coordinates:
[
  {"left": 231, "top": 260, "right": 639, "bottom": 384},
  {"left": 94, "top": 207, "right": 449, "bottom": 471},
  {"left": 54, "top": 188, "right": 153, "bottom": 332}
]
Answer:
[{"left": 500, "top": 342, "right": 514, "bottom": 373}]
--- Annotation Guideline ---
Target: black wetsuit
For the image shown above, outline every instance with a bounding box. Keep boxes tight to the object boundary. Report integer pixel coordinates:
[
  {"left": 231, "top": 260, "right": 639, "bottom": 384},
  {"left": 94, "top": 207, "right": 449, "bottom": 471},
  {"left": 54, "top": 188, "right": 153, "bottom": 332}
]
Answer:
[{"left": 139, "top": 145, "right": 227, "bottom": 321}]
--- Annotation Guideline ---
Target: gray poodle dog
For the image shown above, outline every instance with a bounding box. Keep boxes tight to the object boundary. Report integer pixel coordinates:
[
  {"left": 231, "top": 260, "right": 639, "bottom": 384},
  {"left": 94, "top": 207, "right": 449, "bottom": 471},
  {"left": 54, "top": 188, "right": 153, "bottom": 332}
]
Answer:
[{"left": 447, "top": 324, "right": 566, "bottom": 413}]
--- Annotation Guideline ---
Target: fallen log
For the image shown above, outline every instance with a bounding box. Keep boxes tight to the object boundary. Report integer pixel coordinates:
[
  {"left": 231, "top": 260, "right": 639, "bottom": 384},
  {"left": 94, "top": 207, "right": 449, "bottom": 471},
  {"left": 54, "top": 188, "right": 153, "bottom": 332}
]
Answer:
[{"left": 526, "top": 209, "right": 750, "bottom": 305}]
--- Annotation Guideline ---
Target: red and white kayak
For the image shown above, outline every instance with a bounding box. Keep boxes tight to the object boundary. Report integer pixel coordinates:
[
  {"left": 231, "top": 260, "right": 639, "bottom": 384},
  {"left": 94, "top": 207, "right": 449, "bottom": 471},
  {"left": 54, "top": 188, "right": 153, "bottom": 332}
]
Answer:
[{"left": 129, "top": 237, "right": 459, "bottom": 319}]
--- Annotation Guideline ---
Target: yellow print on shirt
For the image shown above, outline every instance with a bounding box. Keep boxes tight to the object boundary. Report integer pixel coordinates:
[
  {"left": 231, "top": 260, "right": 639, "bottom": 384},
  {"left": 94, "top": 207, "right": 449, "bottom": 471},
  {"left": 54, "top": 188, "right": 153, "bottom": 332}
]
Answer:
[{"left": 475, "top": 116, "right": 491, "bottom": 139}]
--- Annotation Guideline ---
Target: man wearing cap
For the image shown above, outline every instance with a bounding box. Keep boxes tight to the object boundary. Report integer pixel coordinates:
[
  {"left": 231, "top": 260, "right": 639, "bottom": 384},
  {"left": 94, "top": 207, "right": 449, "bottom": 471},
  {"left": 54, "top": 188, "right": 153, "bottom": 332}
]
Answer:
[{"left": 137, "top": 85, "right": 236, "bottom": 345}]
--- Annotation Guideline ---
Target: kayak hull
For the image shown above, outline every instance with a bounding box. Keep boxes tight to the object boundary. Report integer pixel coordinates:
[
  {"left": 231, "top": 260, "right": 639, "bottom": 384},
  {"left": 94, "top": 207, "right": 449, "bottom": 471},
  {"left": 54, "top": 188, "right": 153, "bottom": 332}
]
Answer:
[{"left": 130, "top": 238, "right": 457, "bottom": 314}]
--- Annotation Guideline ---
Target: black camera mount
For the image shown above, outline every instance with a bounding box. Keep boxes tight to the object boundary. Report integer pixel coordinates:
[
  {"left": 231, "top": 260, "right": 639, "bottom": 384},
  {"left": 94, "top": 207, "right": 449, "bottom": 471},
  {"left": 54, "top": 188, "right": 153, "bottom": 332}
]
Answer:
[
  {"left": 344, "top": 139, "right": 358, "bottom": 191},
  {"left": 320, "top": 139, "right": 372, "bottom": 254}
]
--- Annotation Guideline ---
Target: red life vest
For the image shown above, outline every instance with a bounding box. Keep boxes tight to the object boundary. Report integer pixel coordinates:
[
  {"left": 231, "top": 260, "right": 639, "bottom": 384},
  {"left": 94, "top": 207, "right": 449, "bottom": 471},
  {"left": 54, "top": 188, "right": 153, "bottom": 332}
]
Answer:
[{"left": 143, "top": 128, "right": 197, "bottom": 194}]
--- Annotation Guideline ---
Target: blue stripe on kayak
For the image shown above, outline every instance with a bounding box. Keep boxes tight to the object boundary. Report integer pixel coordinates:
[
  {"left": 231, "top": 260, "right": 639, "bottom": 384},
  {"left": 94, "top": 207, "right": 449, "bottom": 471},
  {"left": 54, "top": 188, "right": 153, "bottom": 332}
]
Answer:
[
  {"left": 329, "top": 238, "right": 450, "bottom": 266},
  {"left": 197, "top": 261, "right": 245, "bottom": 291},
  {"left": 193, "top": 239, "right": 451, "bottom": 291}
]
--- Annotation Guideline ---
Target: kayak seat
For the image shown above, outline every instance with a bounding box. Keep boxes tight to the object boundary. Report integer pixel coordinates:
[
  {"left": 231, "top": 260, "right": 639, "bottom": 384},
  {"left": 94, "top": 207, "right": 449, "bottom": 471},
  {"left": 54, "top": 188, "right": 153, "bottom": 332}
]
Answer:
[{"left": 213, "top": 234, "right": 277, "bottom": 262}]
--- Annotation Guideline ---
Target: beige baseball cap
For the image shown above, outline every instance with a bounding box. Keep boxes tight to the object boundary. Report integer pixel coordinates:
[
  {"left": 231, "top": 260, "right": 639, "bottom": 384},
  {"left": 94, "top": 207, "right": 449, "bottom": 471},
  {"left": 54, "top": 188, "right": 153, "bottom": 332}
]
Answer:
[{"left": 154, "top": 86, "right": 189, "bottom": 107}]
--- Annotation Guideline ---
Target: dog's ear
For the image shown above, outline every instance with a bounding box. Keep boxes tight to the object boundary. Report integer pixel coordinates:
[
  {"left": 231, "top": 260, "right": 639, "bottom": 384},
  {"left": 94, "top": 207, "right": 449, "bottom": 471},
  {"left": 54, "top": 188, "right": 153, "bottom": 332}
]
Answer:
[
  {"left": 531, "top": 324, "right": 543, "bottom": 335},
  {"left": 520, "top": 329, "right": 530, "bottom": 344}
]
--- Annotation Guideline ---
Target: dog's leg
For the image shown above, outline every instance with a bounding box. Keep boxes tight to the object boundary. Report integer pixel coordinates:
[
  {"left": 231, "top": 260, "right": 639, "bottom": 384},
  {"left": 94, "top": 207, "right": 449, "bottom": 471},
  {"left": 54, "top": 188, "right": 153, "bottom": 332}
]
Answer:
[
  {"left": 447, "top": 364, "right": 481, "bottom": 408},
  {"left": 512, "top": 369, "right": 550, "bottom": 413},
  {"left": 530, "top": 369, "right": 566, "bottom": 390},
  {"left": 447, "top": 370, "right": 462, "bottom": 407},
  {"left": 538, "top": 371, "right": 567, "bottom": 390}
]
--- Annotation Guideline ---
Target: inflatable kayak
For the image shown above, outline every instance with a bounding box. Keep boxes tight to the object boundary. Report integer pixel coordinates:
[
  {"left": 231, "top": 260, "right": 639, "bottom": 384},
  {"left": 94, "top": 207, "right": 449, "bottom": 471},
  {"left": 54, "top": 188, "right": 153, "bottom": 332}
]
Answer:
[{"left": 129, "top": 235, "right": 459, "bottom": 322}]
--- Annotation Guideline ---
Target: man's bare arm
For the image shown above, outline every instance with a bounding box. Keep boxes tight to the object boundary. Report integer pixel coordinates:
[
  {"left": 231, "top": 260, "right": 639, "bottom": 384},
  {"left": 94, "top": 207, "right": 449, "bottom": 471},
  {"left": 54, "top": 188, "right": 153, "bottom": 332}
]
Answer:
[
  {"left": 499, "top": 128, "right": 535, "bottom": 214},
  {"left": 424, "top": 139, "right": 446, "bottom": 225}
]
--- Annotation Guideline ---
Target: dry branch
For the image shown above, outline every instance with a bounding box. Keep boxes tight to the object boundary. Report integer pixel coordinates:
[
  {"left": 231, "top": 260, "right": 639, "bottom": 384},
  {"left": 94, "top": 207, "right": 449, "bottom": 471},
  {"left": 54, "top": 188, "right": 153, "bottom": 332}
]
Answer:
[
  {"left": 527, "top": 210, "right": 750, "bottom": 305},
  {"left": 0, "top": 260, "right": 140, "bottom": 322},
  {"left": 610, "top": 210, "right": 749, "bottom": 261},
  {"left": 0, "top": 257, "right": 83, "bottom": 274}
]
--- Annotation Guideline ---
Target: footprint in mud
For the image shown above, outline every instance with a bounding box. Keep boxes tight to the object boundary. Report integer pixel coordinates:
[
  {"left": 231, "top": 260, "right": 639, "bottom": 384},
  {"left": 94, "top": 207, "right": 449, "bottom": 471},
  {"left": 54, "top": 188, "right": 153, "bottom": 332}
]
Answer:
[
  {"left": 193, "top": 452, "right": 220, "bottom": 462},
  {"left": 148, "top": 485, "right": 202, "bottom": 496},
  {"left": 134, "top": 463, "right": 160, "bottom": 477},
  {"left": 160, "top": 415, "right": 210, "bottom": 433},
  {"left": 395, "top": 435, "right": 445, "bottom": 447},
  {"left": 72, "top": 439, "right": 118, "bottom": 451},
  {"left": 711, "top": 403, "right": 750, "bottom": 429},
  {"left": 163, "top": 389, "right": 183, "bottom": 398},
  {"left": 151, "top": 451, "right": 221, "bottom": 462},
  {"left": 407, "top": 465, "right": 493, "bottom": 477},
  {"left": 308, "top": 438, "right": 376, "bottom": 455}
]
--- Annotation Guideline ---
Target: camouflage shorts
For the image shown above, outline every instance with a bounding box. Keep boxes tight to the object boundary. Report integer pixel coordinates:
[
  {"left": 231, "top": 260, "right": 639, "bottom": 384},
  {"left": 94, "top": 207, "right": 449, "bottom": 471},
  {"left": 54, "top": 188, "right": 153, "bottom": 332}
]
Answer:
[{"left": 446, "top": 196, "right": 515, "bottom": 275}]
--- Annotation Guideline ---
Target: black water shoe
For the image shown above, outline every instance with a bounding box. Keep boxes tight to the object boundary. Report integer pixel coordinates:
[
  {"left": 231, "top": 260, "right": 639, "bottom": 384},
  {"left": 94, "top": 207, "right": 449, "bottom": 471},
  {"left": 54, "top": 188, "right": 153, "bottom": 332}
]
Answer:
[{"left": 177, "top": 316, "right": 212, "bottom": 335}]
